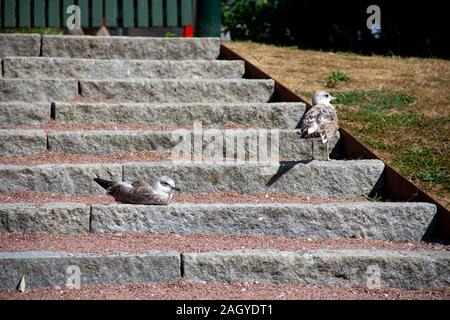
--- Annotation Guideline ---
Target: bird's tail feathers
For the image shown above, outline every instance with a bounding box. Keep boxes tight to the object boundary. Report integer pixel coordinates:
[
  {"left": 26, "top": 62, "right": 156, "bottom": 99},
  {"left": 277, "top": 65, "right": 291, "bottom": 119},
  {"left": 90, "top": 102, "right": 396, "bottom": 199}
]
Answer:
[
  {"left": 94, "top": 178, "right": 114, "bottom": 190},
  {"left": 299, "top": 130, "right": 320, "bottom": 139},
  {"left": 298, "top": 128, "right": 308, "bottom": 138}
]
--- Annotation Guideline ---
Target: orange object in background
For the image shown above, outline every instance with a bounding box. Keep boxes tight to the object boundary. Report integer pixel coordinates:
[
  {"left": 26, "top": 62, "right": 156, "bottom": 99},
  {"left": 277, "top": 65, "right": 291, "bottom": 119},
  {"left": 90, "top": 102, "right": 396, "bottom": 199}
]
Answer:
[{"left": 184, "top": 25, "right": 193, "bottom": 37}]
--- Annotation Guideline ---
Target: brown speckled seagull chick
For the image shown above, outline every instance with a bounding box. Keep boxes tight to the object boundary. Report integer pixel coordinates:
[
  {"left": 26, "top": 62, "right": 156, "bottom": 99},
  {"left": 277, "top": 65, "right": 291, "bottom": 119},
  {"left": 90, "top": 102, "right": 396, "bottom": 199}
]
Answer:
[
  {"left": 94, "top": 176, "right": 179, "bottom": 205},
  {"left": 299, "top": 91, "right": 339, "bottom": 160}
]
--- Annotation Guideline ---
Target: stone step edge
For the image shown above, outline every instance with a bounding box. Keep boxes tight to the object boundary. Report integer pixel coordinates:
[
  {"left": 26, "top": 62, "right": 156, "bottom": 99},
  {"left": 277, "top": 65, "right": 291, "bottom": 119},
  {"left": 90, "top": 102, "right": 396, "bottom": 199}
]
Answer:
[
  {"left": 0, "top": 34, "right": 221, "bottom": 60},
  {"left": 0, "top": 249, "right": 448, "bottom": 289},
  {"left": 1, "top": 128, "right": 305, "bottom": 134},
  {"left": 0, "top": 160, "right": 385, "bottom": 198},
  {"left": 0, "top": 159, "right": 381, "bottom": 168},
  {"left": 181, "top": 249, "right": 450, "bottom": 290},
  {"left": 1, "top": 101, "right": 307, "bottom": 128},
  {"left": 0, "top": 250, "right": 181, "bottom": 289},
  {"left": 2, "top": 56, "right": 243, "bottom": 63},
  {"left": 2, "top": 57, "right": 245, "bottom": 79},
  {"left": 3, "top": 128, "right": 334, "bottom": 158},
  {"left": 0, "top": 101, "right": 305, "bottom": 107},
  {"left": 0, "top": 202, "right": 436, "bottom": 241},
  {"left": 0, "top": 78, "right": 276, "bottom": 103},
  {"left": 0, "top": 78, "right": 273, "bottom": 83}
]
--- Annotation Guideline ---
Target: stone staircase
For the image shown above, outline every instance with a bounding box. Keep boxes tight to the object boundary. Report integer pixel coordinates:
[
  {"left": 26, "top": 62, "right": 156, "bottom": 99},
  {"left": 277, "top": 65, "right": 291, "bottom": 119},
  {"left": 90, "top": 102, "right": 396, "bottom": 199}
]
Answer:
[{"left": 0, "top": 34, "right": 448, "bottom": 295}]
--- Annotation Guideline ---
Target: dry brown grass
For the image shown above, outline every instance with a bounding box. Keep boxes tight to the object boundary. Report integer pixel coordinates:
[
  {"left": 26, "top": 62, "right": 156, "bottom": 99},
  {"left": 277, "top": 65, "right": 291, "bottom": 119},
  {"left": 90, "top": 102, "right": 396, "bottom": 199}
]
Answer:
[
  {"left": 225, "top": 41, "right": 450, "bottom": 207},
  {"left": 225, "top": 41, "right": 449, "bottom": 116}
]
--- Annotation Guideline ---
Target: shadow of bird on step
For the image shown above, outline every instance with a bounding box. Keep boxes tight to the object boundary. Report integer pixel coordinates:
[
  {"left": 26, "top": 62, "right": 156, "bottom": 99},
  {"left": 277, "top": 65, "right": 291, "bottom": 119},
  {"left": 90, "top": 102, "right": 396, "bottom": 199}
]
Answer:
[{"left": 265, "top": 160, "right": 312, "bottom": 188}]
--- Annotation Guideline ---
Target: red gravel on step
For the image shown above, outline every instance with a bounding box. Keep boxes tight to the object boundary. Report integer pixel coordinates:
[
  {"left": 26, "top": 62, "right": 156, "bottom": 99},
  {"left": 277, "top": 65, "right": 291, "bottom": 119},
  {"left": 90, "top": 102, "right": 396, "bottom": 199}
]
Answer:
[
  {"left": 0, "top": 151, "right": 171, "bottom": 165},
  {"left": 1, "top": 119, "right": 279, "bottom": 132},
  {"left": 0, "top": 191, "right": 115, "bottom": 206},
  {"left": 0, "top": 153, "right": 292, "bottom": 165},
  {"left": 0, "top": 191, "right": 364, "bottom": 206},
  {"left": 0, "top": 279, "right": 448, "bottom": 300},
  {"left": 0, "top": 232, "right": 448, "bottom": 254},
  {"left": 174, "top": 192, "right": 364, "bottom": 204},
  {"left": 0, "top": 119, "right": 192, "bottom": 132},
  {"left": 66, "top": 97, "right": 129, "bottom": 104}
]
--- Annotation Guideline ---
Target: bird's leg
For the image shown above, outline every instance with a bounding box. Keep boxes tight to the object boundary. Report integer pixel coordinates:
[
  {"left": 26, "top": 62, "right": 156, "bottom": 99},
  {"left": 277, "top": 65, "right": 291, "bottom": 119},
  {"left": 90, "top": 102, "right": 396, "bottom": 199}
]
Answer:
[
  {"left": 311, "top": 140, "right": 314, "bottom": 160},
  {"left": 326, "top": 142, "right": 330, "bottom": 161}
]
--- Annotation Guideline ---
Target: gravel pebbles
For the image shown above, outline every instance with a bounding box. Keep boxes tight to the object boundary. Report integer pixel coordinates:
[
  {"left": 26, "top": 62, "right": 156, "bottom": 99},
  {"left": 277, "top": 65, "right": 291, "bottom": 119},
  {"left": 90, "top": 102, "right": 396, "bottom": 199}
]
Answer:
[
  {"left": 0, "top": 191, "right": 364, "bottom": 206},
  {"left": 1, "top": 232, "right": 448, "bottom": 254},
  {"left": 0, "top": 279, "right": 448, "bottom": 300}
]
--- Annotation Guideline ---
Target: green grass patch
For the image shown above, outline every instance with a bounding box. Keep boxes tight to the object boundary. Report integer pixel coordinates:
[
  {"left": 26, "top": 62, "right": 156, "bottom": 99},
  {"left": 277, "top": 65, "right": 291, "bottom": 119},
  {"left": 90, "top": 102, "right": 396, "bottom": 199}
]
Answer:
[
  {"left": 330, "top": 89, "right": 448, "bottom": 195},
  {"left": 334, "top": 90, "right": 417, "bottom": 111},
  {"left": 326, "top": 71, "right": 351, "bottom": 87},
  {"left": 333, "top": 91, "right": 366, "bottom": 105},
  {"left": 346, "top": 111, "right": 420, "bottom": 134},
  {"left": 395, "top": 146, "right": 449, "bottom": 189},
  {"left": 335, "top": 90, "right": 421, "bottom": 133},
  {"left": 365, "top": 140, "right": 391, "bottom": 152},
  {"left": 164, "top": 31, "right": 177, "bottom": 37}
]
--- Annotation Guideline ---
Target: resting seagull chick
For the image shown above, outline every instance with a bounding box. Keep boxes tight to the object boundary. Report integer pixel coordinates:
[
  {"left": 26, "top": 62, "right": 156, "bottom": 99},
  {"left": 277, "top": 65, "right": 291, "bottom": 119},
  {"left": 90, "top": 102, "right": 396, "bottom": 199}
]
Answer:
[
  {"left": 299, "top": 91, "right": 339, "bottom": 160},
  {"left": 94, "top": 176, "right": 179, "bottom": 205}
]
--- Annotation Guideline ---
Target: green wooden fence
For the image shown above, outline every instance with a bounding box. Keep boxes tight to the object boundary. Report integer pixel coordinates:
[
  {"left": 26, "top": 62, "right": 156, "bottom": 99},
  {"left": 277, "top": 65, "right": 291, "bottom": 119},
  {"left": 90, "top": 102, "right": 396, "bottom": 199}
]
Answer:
[{"left": 0, "top": 0, "right": 193, "bottom": 28}]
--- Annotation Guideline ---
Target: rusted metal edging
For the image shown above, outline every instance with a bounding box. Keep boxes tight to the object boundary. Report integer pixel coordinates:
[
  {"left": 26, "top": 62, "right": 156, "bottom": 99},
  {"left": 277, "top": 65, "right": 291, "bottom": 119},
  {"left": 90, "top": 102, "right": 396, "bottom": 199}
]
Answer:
[{"left": 220, "top": 44, "right": 450, "bottom": 241}]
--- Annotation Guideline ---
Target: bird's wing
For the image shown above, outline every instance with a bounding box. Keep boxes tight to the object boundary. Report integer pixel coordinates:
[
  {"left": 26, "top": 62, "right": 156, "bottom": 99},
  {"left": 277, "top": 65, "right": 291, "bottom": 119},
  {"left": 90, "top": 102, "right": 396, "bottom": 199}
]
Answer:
[
  {"left": 318, "top": 105, "right": 338, "bottom": 125},
  {"left": 131, "top": 180, "right": 154, "bottom": 194},
  {"left": 300, "top": 104, "right": 338, "bottom": 141},
  {"left": 107, "top": 180, "right": 156, "bottom": 204},
  {"left": 106, "top": 181, "right": 132, "bottom": 198},
  {"left": 318, "top": 105, "right": 339, "bottom": 143},
  {"left": 300, "top": 104, "right": 326, "bottom": 137}
]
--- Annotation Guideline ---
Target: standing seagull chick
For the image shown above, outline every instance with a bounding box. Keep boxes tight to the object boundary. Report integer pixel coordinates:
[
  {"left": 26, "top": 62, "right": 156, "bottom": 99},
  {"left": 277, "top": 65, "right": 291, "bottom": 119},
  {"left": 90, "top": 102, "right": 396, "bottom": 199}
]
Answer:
[
  {"left": 299, "top": 91, "right": 339, "bottom": 160},
  {"left": 94, "top": 176, "right": 180, "bottom": 205}
]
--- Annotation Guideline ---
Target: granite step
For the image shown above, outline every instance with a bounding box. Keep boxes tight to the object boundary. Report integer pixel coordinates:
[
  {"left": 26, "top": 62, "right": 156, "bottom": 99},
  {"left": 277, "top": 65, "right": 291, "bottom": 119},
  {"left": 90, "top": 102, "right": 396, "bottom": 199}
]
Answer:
[
  {"left": 46, "top": 129, "right": 340, "bottom": 160},
  {"left": 0, "top": 79, "right": 275, "bottom": 103},
  {"left": 183, "top": 249, "right": 450, "bottom": 290},
  {"left": 0, "top": 245, "right": 447, "bottom": 289},
  {"left": 122, "top": 160, "right": 385, "bottom": 198},
  {"left": 0, "top": 102, "right": 50, "bottom": 126},
  {"left": 0, "top": 128, "right": 339, "bottom": 160},
  {"left": 0, "top": 34, "right": 41, "bottom": 58},
  {"left": 0, "top": 202, "right": 436, "bottom": 241},
  {"left": 0, "top": 79, "right": 78, "bottom": 103},
  {"left": 3, "top": 57, "right": 245, "bottom": 80},
  {"left": 41, "top": 35, "right": 221, "bottom": 60},
  {"left": 79, "top": 79, "right": 275, "bottom": 103},
  {"left": 0, "top": 251, "right": 180, "bottom": 289},
  {"left": 53, "top": 102, "right": 306, "bottom": 129},
  {"left": 0, "top": 160, "right": 384, "bottom": 198},
  {"left": 90, "top": 202, "right": 435, "bottom": 241},
  {"left": 0, "top": 130, "right": 46, "bottom": 157},
  {"left": 0, "top": 34, "right": 221, "bottom": 60}
]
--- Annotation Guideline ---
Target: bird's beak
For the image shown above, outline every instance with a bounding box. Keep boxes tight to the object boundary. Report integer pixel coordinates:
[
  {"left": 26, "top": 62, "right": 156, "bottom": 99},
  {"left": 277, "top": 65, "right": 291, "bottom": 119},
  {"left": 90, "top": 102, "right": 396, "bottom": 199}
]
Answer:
[
  {"left": 330, "top": 95, "right": 337, "bottom": 101},
  {"left": 173, "top": 187, "right": 180, "bottom": 191}
]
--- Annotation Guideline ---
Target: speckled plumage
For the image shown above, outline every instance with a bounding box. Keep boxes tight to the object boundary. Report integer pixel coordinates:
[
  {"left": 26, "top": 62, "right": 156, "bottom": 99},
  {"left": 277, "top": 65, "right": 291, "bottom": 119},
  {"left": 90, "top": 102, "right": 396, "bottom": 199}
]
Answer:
[
  {"left": 94, "top": 176, "right": 178, "bottom": 205},
  {"left": 299, "top": 91, "right": 339, "bottom": 160},
  {"left": 300, "top": 103, "right": 339, "bottom": 143}
]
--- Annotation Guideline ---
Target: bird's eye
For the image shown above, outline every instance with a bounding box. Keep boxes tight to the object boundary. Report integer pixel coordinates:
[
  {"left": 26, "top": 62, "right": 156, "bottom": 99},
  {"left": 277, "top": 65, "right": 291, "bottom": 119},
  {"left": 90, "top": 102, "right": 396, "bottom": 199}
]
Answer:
[{"left": 325, "top": 94, "right": 329, "bottom": 97}]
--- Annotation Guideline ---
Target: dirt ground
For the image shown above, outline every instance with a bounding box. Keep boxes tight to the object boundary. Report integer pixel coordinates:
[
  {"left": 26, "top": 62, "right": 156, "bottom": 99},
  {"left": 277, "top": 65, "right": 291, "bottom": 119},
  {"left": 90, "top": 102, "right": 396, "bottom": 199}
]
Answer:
[
  {"left": 1, "top": 279, "right": 449, "bottom": 300},
  {"left": 224, "top": 41, "right": 450, "bottom": 208}
]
